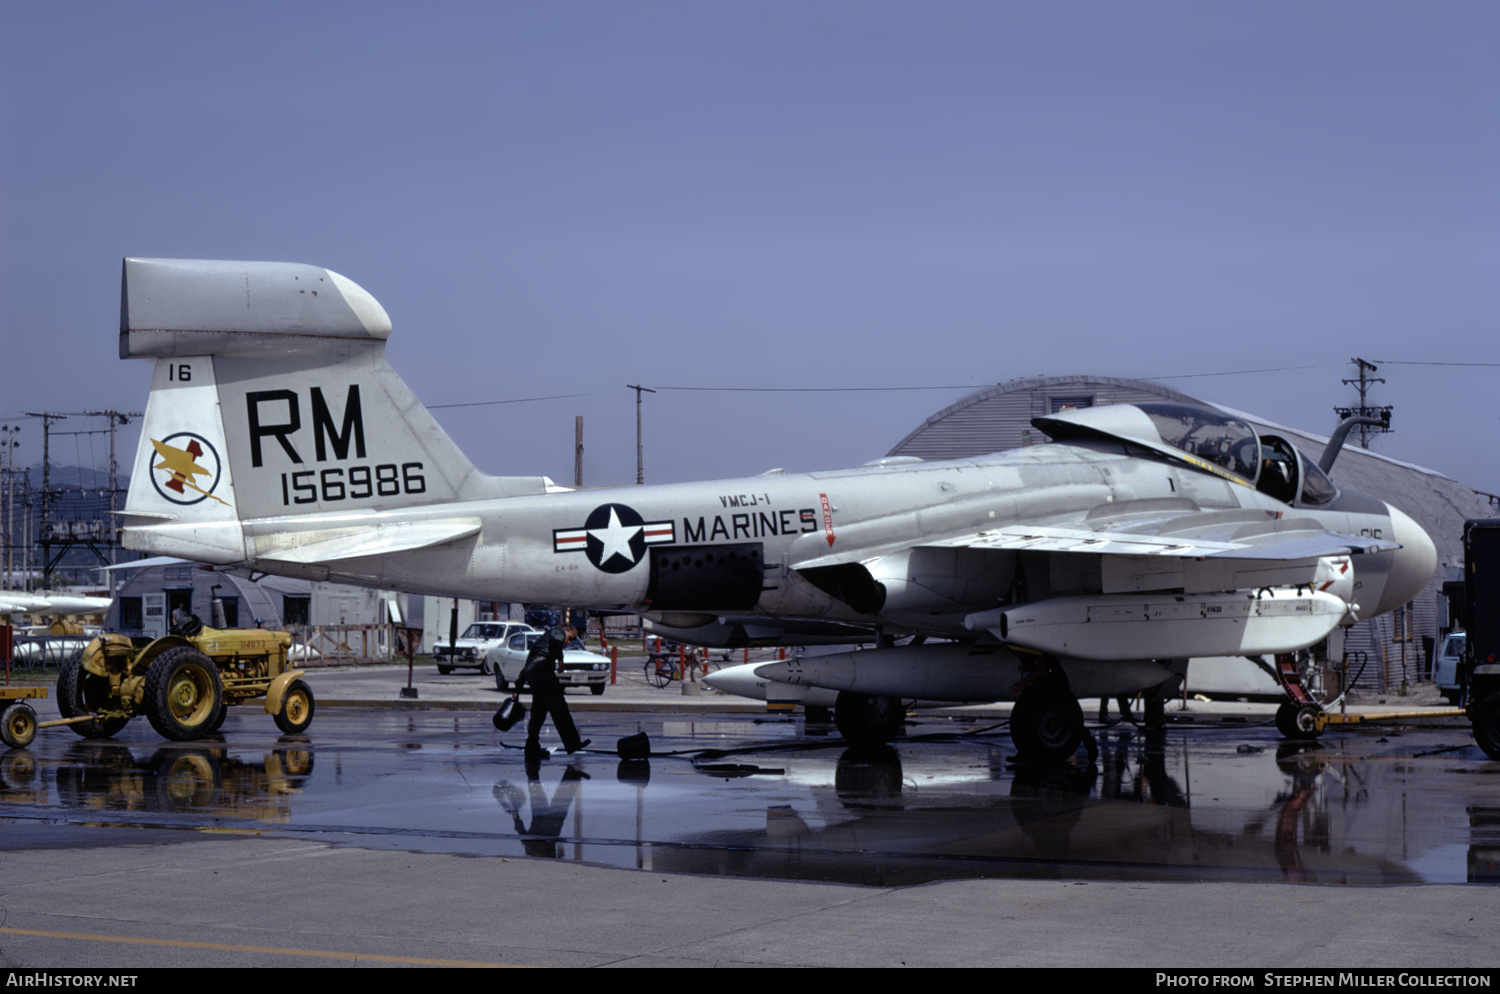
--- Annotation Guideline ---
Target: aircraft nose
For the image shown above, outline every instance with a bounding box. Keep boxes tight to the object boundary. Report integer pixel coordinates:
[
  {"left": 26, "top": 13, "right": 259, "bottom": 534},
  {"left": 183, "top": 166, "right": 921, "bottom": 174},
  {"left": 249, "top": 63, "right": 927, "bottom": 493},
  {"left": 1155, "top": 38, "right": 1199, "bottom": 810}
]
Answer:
[{"left": 1373, "top": 503, "right": 1437, "bottom": 617}]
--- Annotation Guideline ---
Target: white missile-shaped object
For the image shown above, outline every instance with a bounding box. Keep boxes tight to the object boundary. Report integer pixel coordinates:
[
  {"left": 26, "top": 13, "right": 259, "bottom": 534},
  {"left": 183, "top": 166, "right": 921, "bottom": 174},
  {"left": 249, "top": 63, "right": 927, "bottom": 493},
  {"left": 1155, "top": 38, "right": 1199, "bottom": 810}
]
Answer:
[
  {"left": 702, "top": 662, "right": 841, "bottom": 711},
  {"left": 0, "top": 590, "right": 113, "bottom": 616},
  {"left": 968, "top": 586, "right": 1348, "bottom": 662},
  {"left": 749, "top": 643, "right": 1180, "bottom": 703}
]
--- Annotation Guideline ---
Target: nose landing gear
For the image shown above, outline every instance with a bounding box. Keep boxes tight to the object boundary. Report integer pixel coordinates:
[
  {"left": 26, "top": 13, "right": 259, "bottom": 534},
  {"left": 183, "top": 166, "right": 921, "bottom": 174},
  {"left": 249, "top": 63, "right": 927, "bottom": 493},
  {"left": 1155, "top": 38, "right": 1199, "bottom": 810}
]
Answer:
[{"left": 1272, "top": 651, "right": 1326, "bottom": 741}]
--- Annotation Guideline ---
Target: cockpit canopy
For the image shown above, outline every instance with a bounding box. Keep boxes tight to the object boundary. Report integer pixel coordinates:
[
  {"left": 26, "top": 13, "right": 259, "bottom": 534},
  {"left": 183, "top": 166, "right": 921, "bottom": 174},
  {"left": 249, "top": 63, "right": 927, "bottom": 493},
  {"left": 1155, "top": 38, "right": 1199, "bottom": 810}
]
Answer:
[{"left": 1032, "top": 401, "right": 1337, "bottom": 507}]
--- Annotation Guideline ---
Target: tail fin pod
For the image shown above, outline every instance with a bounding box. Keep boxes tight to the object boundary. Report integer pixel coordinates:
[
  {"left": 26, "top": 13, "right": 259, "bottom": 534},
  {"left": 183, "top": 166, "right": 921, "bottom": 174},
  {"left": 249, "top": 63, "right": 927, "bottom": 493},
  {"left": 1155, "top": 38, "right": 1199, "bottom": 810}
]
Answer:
[
  {"left": 121, "top": 259, "right": 548, "bottom": 561},
  {"left": 119, "top": 257, "right": 393, "bottom": 360}
]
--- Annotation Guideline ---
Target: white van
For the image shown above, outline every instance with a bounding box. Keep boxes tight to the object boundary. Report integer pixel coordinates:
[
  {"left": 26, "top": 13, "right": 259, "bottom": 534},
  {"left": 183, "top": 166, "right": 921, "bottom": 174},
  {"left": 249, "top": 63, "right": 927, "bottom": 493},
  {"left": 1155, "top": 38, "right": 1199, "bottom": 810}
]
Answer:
[{"left": 1434, "top": 631, "right": 1466, "bottom": 704}]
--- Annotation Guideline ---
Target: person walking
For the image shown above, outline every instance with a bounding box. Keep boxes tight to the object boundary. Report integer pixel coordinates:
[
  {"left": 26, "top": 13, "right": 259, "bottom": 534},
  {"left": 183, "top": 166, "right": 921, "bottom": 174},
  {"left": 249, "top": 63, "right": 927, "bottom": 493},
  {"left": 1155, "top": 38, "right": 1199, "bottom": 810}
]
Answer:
[{"left": 512, "top": 624, "right": 590, "bottom": 760}]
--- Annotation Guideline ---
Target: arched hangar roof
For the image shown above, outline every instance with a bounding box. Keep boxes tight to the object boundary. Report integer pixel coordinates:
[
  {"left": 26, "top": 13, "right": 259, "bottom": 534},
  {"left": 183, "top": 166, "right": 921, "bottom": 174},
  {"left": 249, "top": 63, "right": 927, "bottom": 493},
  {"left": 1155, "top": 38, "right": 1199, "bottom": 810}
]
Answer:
[{"left": 887, "top": 375, "right": 1206, "bottom": 461}]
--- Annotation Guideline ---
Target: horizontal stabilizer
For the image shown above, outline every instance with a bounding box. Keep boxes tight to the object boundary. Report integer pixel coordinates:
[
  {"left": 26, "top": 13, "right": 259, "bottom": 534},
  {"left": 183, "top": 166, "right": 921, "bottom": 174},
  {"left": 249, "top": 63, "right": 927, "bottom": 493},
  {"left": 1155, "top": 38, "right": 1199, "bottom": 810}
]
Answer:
[
  {"left": 96, "top": 556, "right": 193, "bottom": 573},
  {"left": 249, "top": 519, "right": 482, "bottom": 564}
]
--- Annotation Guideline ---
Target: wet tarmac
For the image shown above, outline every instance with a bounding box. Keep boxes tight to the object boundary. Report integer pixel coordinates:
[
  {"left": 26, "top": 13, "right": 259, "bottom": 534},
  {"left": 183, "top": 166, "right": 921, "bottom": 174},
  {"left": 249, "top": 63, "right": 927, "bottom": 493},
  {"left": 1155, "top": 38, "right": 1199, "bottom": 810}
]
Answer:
[
  {"left": 6, "top": 684, "right": 1500, "bottom": 967},
  {"left": 5, "top": 703, "right": 1499, "bottom": 888}
]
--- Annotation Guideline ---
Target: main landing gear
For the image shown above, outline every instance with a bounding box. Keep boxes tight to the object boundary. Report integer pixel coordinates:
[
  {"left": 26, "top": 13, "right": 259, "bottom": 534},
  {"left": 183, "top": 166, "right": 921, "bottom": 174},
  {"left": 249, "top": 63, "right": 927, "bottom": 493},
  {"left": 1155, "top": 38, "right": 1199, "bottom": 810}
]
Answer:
[
  {"left": 1009, "top": 659, "right": 1092, "bottom": 764},
  {"left": 834, "top": 692, "right": 907, "bottom": 748}
]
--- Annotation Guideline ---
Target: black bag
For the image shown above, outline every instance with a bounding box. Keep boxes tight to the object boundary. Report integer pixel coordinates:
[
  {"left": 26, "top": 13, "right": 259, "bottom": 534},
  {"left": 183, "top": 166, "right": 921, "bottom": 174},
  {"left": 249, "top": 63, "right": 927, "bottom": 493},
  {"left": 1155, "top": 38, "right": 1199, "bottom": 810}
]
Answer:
[
  {"left": 617, "top": 731, "right": 650, "bottom": 760},
  {"left": 493, "top": 698, "right": 526, "bottom": 732}
]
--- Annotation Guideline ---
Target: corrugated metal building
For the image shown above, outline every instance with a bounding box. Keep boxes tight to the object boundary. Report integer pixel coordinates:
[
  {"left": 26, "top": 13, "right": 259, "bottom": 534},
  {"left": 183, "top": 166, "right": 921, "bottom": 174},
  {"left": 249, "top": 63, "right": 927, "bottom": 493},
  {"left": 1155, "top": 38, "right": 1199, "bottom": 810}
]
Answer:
[
  {"left": 886, "top": 376, "right": 1494, "bottom": 696},
  {"left": 106, "top": 564, "right": 290, "bottom": 638},
  {"left": 106, "top": 566, "right": 405, "bottom": 638}
]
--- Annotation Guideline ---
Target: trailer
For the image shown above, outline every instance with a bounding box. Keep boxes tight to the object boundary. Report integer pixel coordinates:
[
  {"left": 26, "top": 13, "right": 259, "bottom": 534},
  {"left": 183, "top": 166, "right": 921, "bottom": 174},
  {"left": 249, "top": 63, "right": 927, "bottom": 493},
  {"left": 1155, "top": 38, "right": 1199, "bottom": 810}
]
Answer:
[
  {"left": 0, "top": 687, "right": 45, "bottom": 749},
  {"left": 1462, "top": 519, "right": 1500, "bottom": 759}
]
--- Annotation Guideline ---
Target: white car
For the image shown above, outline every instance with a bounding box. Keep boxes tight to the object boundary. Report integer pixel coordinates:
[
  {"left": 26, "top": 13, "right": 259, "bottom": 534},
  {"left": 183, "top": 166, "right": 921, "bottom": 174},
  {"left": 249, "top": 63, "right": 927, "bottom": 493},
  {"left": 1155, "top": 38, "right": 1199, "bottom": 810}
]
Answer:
[
  {"left": 489, "top": 631, "right": 611, "bottom": 695},
  {"left": 432, "top": 622, "right": 537, "bottom": 675},
  {"left": 1434, "top": 631, "right": 1466, "bottom": 704}
]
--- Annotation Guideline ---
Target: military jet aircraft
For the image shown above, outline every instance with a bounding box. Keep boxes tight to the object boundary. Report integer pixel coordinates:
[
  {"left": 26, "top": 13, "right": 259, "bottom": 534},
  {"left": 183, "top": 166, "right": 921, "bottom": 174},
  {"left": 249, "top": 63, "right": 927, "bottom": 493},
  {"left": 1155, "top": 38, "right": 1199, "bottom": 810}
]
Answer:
[{"left": 116, "top": 258, "right": 1437, "bottom": 755}]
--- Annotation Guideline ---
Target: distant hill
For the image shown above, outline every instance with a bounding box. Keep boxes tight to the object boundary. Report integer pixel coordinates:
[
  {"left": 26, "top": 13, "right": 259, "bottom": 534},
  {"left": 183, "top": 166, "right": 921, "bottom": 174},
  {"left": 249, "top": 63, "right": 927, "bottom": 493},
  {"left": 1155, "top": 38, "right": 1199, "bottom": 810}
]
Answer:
[
  {"left": 3, "top": 464, "right": 134, "bottom": 583},
  {"left": 16, "top": 464, "right": 126, "bottom": 491}
]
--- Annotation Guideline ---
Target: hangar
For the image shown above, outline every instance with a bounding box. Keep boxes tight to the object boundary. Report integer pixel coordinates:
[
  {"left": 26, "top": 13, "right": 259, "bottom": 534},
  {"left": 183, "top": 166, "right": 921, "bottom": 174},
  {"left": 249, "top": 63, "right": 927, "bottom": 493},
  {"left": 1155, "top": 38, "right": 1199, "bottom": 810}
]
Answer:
[{"left": 887, "top": 375, "right": 1493, "bottom": 697}]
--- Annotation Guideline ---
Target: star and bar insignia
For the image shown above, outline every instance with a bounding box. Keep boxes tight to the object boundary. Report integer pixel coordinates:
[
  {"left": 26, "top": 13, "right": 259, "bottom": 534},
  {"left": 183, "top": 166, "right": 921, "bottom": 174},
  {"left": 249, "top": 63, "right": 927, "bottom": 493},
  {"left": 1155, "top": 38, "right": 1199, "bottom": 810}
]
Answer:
[{"left": 553, "top": 503, "right": 674, "bottom": 573}]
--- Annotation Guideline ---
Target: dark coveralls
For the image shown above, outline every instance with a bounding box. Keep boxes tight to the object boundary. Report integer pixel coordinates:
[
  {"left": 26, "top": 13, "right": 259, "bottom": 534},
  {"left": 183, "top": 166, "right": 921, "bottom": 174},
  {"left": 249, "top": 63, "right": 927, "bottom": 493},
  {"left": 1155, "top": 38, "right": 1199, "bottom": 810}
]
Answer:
[{"left": 514, "top": 628, "right": 584, "bottom": 754}]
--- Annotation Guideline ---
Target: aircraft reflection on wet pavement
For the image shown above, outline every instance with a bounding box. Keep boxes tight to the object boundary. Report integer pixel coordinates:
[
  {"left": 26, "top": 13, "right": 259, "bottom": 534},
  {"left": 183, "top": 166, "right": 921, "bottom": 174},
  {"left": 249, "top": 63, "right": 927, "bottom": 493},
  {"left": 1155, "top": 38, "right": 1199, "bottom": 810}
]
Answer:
[{"left": 1, "top": 710, "right": 1496, "bottom": 886}]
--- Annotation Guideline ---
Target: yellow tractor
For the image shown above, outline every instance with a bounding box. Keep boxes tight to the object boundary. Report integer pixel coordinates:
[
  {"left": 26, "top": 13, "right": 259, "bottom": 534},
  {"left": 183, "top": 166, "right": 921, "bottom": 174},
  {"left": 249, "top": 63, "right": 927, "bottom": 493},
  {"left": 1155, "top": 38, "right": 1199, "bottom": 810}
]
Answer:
[{"left": 59, "top": 625, "right": 314, "bottom": 741}]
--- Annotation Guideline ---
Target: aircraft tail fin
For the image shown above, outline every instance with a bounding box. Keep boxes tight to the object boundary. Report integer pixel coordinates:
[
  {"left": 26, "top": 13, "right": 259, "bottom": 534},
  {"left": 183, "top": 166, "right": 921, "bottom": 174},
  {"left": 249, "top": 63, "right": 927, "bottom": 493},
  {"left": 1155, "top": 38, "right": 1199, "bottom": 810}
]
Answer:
[{"left": 120, "top": 258, "right": 551, "bottom": 563}]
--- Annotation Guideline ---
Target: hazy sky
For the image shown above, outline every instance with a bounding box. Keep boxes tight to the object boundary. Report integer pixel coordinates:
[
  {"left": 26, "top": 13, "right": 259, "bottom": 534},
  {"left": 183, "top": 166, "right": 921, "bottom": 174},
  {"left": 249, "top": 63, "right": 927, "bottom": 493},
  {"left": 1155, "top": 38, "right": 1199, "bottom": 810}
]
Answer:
[{"left": 3, "top": 1, "right": 1496, "bottom": 496}]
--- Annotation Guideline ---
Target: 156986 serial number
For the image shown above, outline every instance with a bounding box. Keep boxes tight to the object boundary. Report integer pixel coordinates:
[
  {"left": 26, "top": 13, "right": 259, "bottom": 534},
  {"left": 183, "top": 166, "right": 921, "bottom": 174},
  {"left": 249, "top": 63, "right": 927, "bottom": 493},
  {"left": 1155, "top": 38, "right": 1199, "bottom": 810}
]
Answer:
[{"left": 279, "top": 463, "right": 426, "bottom": 505}]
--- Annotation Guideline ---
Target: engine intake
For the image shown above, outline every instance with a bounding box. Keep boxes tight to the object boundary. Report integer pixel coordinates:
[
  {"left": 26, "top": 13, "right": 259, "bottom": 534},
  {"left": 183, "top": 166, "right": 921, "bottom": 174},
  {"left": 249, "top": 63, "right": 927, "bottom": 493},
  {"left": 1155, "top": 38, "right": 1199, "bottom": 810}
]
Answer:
[{"left": 647, "top": 544, "right": 765, "bottom": 611}]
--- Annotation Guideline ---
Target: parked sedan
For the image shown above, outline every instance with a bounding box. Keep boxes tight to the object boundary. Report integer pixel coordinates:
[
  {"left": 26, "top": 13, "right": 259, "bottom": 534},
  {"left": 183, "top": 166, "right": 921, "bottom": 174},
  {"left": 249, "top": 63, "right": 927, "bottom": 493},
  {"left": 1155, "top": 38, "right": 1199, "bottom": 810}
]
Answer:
[
  {"left": 488, "top": 632, "right": 611, "bottom": 695},
  {"left": 432, "top": 622, "right": 537, "bottom": 675}
]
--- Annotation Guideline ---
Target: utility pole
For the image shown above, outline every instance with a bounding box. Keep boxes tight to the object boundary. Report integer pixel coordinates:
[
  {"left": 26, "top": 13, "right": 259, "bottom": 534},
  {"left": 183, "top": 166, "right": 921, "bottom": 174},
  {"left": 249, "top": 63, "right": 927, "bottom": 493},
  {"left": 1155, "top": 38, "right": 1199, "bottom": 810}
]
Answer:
[
  {"left": 82, "top": 410, "right": 141, "bottom": 571},
  {"left": 24, "top": 413, "right": 65, "bottom": 589},
  {"left": 1335, "top": 357, "right": 1392, "bottom": 450},
  {"left": 0, "top": 424, "right": 18, "bottom": 588},
  {"left": 626, "top": 385, "right": 656, "bottom": 485},
  {"left": 574, "top": 416, "right": 584, "bottom": 488}
]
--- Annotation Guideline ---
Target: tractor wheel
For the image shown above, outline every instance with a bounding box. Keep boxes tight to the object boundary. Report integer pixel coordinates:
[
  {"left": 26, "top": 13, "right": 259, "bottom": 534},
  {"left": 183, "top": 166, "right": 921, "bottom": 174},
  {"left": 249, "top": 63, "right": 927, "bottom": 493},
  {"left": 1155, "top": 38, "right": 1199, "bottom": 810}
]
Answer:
[
  {"left": 144, "top": 647, "right": 225, "bottom": 742},
  {"left": 206, "top": 698, "right": 229, "bottom": 734},
  {"left": 1, "top": 703, "right": 38, "bottom": 749},
  {"left": 274, "top": 679, "right": 315, "bottom": 734},
  {"left": 57, "top": 648, "right": 130, "bottom": 739}
]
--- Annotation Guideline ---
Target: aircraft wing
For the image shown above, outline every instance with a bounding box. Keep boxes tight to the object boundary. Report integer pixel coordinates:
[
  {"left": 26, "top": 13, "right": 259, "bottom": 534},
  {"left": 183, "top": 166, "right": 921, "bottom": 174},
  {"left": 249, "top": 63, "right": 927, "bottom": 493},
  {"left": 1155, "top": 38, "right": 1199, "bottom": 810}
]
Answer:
[
  {"left": 794, "top": 499, "right": 1397, "bottom": 570},
  {"left": 917, "top": 522, "right": 1396, "bottom": 560},
  {"left": 791, "top": 499, "right": 1400, "bottom": 606}
]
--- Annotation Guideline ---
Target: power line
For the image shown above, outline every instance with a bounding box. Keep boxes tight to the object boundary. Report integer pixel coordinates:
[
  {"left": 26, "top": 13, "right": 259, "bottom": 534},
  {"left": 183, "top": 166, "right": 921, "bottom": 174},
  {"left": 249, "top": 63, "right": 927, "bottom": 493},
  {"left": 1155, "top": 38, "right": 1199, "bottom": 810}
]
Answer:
[
  {"left": 615, "top": 368, "right": 1341, "bottom": 391},
  {"left": 1148, "top": 363, "right": 1338, "bottom": 380},
  {"left": 430, "top": 393, "right": 591, "bottom": 409},
  {"left": 652, "top": 384, "right": 985, "bottom": 392},
  {"left": 1368, "top": 360, "right": 1500, "bottom": 367}
]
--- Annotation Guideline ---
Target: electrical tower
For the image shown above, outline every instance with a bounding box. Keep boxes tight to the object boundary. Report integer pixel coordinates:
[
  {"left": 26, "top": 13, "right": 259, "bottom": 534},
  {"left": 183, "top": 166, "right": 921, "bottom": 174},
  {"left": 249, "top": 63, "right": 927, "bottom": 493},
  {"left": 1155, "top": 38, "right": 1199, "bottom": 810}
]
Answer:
[
  {"left": 24, "top": 410, "right": 139, "bottom": 588},
  {"left": 24, "top": 411, "right": 65, "bottom": 588},
  {"left": 82, "top": 410, "right": 141, "bottom": 568},
  {"left": 1334, "top": 357, "right": 1393, "bottom": 450}
]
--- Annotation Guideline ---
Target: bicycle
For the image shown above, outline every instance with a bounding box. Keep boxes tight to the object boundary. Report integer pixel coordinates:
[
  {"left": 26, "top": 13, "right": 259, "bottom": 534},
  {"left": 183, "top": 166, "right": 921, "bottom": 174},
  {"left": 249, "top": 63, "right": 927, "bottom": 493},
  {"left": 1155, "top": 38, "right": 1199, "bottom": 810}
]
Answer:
[
  {"left": 644, "top": 651, "right": 682, "bottom": 688},
  {"left": 644, "top": 646, "right": 717, "bottom": 688}
]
